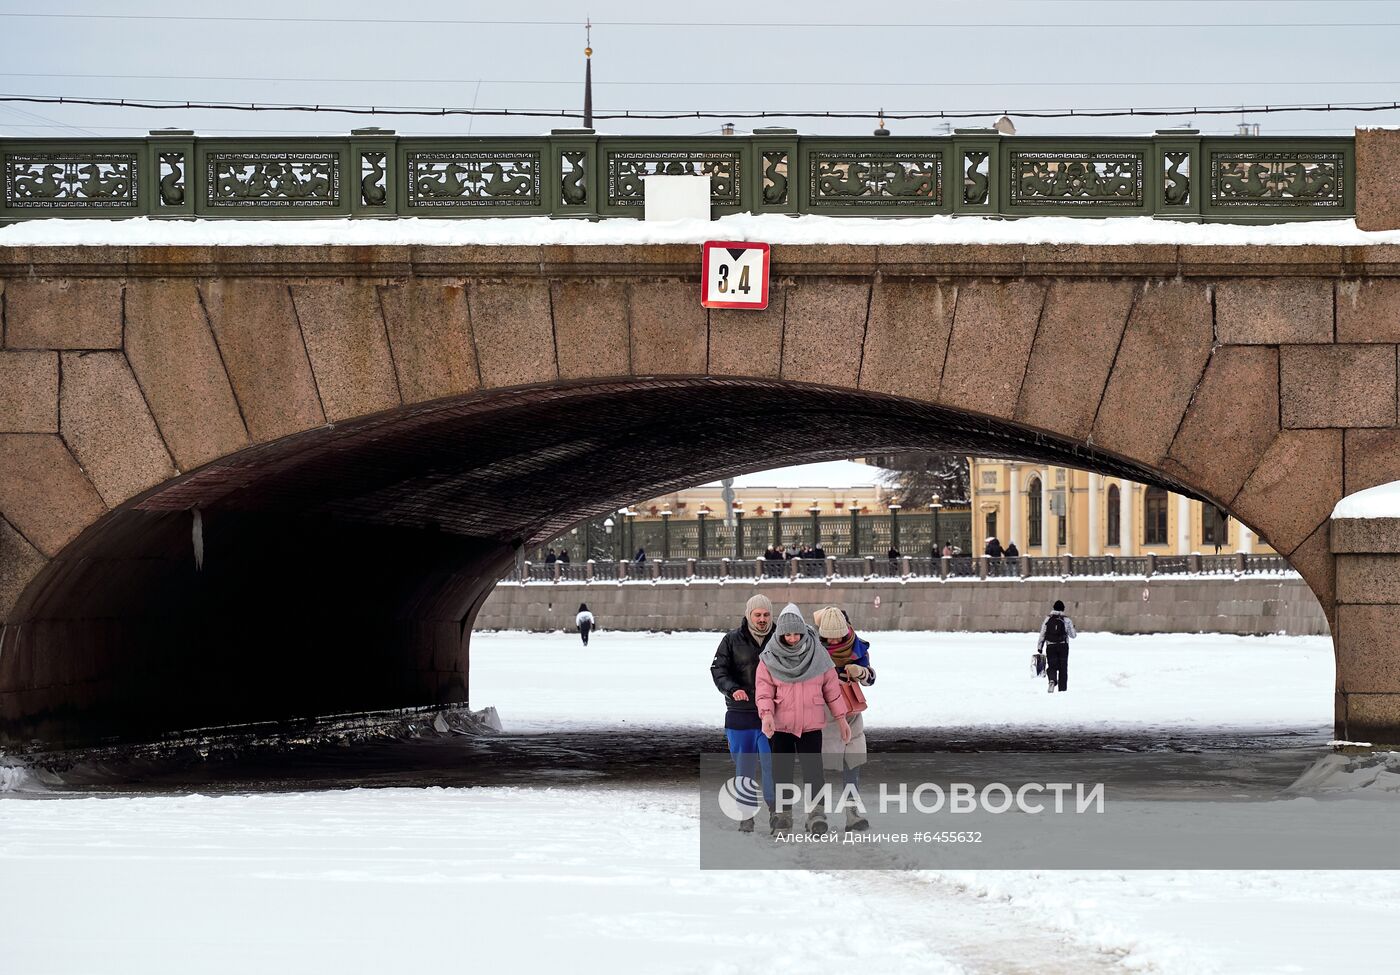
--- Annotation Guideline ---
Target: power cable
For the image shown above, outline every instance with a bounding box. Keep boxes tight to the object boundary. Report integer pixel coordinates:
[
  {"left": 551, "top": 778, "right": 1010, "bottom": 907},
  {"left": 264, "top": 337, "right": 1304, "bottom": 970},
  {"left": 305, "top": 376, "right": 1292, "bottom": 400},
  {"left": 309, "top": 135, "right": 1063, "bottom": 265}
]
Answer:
[
  {"left": 4, "top": 72, "right": 1400, "bottom": 89},
  {"left": 3, "top": 12, "right": 1400, "bottom": 29},
  {"left": 1, "top": 93, "right": 1397, "bottom": 122}
]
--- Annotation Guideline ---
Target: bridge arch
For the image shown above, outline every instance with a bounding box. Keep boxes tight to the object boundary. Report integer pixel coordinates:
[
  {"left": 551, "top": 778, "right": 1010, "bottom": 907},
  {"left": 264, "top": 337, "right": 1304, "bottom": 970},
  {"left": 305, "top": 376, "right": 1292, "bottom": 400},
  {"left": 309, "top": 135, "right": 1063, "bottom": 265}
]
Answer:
[{"left": 1, "top": 242, "right": 1396, "bottom": 746}]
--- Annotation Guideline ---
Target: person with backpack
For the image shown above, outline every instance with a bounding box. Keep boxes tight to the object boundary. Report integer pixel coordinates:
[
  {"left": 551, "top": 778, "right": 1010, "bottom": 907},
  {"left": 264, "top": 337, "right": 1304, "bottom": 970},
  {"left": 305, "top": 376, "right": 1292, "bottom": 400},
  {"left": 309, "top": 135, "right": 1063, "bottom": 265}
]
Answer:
[{"left": 1037, "top": 599, "right": 1077, "bottom": 693}]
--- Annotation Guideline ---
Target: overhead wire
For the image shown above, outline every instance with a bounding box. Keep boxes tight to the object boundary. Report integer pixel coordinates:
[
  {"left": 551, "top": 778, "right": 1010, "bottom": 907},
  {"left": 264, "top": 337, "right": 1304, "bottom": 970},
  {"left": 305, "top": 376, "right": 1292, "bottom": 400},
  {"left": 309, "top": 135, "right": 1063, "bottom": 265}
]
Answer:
[
  {"left": 4, "top": 12, "right": 1400, "bottom": 28},
  {"left": 1, "top": 93, "right": 1397, "bottom": 122},
  {"left": 3, "top": 72, "right": 1400, "bottom": 89}
]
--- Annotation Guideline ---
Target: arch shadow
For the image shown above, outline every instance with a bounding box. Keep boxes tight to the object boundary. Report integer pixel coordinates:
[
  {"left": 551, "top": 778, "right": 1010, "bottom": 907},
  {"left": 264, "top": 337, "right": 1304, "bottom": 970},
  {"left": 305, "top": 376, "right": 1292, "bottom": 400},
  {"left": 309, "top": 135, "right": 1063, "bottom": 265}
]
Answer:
[{"left": 0, "top": 376, "right": 1317, "bottom": 748}]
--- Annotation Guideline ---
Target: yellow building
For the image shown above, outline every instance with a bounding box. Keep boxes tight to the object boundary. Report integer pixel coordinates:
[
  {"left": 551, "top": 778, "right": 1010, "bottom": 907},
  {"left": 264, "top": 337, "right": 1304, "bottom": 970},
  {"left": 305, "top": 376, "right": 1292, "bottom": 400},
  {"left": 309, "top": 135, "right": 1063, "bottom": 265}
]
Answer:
[{"left": 966, "top": 458, "right": 1275, "bottom": 557}]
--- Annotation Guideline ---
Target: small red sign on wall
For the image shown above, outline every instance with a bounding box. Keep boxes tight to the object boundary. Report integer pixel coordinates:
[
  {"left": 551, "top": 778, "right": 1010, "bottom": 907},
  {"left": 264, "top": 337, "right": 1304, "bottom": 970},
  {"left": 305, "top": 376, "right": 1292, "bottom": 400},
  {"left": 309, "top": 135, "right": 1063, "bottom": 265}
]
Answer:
[{"left": 701, "top": 241, "right": 770, "bottom": 309}]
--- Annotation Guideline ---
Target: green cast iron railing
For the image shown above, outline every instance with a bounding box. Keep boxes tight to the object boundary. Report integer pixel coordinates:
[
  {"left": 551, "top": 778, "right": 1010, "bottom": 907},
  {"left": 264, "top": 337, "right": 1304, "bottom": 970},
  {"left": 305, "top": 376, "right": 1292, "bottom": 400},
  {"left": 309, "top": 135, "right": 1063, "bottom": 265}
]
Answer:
[{"left": 0, "top": 127, "right": 1355, "bottom": 225}]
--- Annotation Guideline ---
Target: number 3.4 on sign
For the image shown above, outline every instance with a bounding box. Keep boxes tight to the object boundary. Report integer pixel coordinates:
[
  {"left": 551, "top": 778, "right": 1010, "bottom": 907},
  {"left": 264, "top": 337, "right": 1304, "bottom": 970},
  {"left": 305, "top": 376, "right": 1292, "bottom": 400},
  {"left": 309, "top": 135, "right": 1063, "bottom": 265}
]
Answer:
[{"left": 702, "top": 241, "right": 770, "bottom": 310}]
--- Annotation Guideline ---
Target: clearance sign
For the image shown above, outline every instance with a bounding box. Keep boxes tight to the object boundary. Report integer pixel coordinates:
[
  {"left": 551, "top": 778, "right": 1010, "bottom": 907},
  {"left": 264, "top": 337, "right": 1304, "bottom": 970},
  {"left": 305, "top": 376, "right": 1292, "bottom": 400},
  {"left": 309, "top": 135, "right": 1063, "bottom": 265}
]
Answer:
[{"left": 701, "top": 241, "right": 770, "bottom": 310}]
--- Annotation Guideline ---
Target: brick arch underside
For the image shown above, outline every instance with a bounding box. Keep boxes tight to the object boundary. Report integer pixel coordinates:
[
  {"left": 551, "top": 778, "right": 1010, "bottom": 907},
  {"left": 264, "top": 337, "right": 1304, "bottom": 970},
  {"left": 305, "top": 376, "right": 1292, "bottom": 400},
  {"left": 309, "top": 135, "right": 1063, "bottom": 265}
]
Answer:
[{"left": 0, "top": 377, "right": 1323, "bottom": 748}]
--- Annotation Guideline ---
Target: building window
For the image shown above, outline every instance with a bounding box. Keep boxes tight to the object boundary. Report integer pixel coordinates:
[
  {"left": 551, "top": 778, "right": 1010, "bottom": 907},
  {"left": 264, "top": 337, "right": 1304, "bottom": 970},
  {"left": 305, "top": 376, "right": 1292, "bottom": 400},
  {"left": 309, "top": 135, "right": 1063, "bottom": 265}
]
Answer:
[
  {"left": 1107, "top": 485, "right": 1121, "bottom": 547},
  {"left": 1028, "top": 478, "right": 1042, "bottom": 547},
  {"left": 1058, "top": 514, "right": 1067, "bottom": 546},
  {"left": 981, "top": 470, "right": 998, "bottom": 486},
  {"left": 985, "top": 512, "right": 997, "bottom": 541},
  {"left": 1202, "top": 505, "right": 1230, "bottom": 547},
  {"left": 1144, "top": 487, "right": 1169, "bottom": 545}
]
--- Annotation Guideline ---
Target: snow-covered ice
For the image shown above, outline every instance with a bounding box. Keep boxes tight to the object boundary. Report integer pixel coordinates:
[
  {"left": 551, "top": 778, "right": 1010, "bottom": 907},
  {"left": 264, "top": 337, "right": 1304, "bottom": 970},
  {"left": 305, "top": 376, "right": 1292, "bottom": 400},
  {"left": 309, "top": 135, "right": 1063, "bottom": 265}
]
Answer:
[
  {"left": 5, "top": 213, "right": 1400, "bottom": 248},
  {"left": 1285, "top": 751, "right": 1400, "bottom": 795},
  {"left": 3, "top": 630, "right": 1397, "bottom": 975},
  {"left": 471, "top": 629, "right": 1336, "bottom": 735}
]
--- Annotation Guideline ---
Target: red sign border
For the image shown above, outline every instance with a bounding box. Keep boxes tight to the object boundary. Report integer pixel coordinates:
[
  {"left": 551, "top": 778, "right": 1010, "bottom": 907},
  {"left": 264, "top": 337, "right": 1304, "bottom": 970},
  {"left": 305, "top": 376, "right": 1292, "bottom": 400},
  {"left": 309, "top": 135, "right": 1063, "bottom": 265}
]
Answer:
[{"left": 701, "top": 241, "right": 770, "bottom": 310}]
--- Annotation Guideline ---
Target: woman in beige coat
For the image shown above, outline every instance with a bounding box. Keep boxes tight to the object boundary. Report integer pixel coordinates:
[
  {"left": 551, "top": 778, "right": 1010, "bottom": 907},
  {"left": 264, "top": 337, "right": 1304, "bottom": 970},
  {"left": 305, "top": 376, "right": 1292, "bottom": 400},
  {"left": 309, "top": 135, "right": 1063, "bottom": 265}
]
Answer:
[{"left": 814, "top": 606, "right": 876, "bottom": 832}]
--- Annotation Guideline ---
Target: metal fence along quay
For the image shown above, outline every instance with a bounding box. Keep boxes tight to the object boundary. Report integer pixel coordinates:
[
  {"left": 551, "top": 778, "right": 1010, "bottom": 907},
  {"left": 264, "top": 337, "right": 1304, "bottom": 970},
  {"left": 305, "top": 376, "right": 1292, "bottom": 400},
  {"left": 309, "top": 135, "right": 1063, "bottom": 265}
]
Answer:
[
  {"left": 511, "top": 552, "right": 1295, "bottom": 585},
  {"left": 0, "top": 129, "right": 1354, "bottom": 224}
]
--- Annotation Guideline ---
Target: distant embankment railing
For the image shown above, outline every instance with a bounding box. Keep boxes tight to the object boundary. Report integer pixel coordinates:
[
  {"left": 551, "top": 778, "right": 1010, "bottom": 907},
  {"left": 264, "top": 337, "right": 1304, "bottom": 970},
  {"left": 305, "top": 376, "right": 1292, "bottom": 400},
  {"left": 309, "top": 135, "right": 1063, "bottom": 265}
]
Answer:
[
  {"left": 481, "top": 572, "right": 1325, "bottom": 636},
  {"left": 0, "top": 130, "right": 1353, "bottom": 224},
  {"left": 512, "top": 553, "right": 1294, "bottom": 585}
]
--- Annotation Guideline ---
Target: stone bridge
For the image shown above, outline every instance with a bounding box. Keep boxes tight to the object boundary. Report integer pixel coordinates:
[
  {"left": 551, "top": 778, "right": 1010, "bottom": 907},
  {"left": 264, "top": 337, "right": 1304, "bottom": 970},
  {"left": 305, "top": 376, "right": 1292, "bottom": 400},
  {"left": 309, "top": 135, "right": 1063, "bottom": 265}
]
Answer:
[{"left": 2, "top": 241, "right": 1399, "bottom": 748}]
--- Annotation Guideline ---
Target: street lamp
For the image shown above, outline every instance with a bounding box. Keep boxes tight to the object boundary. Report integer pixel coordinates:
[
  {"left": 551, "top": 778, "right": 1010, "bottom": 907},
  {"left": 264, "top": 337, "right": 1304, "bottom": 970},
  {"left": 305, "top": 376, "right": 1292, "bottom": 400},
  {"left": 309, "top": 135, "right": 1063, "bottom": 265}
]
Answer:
[
  {"left": 660, "top": 506, "right": 672, "bottom": 561},
  {"left": 697, "top": 505, "right": 710, "bottom": 561},
  {"left": 621, "top": 507, "right": 636, "bottom": 560},
  {"left": 928, "top": 494, "right": 942, "bottom": 555},
  {"left": 603, "top": 516, "right": 615, "bottom": 561},
  {"left": 888, "top": 502, "right": 902, "bottom": 554}
]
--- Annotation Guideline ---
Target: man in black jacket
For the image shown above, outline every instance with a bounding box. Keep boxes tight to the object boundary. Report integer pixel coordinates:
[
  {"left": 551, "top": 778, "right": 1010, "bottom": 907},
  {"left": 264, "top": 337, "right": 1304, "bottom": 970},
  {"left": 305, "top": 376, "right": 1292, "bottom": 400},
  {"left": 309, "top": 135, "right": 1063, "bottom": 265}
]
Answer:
[{"left": 710, "top": 593, "right": 777, "bottom": 831}]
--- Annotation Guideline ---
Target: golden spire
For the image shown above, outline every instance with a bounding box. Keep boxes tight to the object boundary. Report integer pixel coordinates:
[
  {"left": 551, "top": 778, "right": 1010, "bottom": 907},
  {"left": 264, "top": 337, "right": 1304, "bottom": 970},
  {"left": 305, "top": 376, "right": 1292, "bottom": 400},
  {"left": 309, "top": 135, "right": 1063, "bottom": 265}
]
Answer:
[{"left": 583, "top": 17, "right": 594, "bottom": 128}]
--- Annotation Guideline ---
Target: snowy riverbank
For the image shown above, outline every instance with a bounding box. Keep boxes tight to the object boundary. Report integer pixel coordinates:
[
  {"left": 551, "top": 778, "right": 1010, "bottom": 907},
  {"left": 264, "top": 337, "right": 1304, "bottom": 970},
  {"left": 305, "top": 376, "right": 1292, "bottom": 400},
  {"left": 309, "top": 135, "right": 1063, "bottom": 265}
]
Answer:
[
  {"left": 4, "top": 630, "right": 1393, "bottom": 975},
  {"left": 470, "top": 629, "right": 1337, "bottom": 735}
]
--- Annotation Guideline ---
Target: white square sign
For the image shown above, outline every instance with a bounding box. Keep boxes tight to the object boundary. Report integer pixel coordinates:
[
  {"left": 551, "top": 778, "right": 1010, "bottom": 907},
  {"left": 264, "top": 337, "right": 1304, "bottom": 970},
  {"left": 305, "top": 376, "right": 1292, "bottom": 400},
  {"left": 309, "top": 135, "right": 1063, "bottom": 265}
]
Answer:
[{"left": 701, "top": 241, "right": 770, "bottom": 309}]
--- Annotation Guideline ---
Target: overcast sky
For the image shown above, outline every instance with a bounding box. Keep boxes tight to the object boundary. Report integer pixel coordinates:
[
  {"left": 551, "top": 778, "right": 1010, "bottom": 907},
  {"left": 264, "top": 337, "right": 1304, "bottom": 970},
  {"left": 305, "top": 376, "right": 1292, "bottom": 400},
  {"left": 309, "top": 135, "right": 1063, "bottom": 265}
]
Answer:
[{"left": 1, "top": 0, "right": 1398, "bottom": 139}]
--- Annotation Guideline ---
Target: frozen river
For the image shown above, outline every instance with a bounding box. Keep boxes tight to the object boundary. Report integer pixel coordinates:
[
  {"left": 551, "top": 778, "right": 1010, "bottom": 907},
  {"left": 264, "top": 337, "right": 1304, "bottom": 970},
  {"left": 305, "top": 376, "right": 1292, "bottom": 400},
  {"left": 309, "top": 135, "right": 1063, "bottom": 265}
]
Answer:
[{"left": 3, "top": 630, "right": 1397, "bottom": 974}]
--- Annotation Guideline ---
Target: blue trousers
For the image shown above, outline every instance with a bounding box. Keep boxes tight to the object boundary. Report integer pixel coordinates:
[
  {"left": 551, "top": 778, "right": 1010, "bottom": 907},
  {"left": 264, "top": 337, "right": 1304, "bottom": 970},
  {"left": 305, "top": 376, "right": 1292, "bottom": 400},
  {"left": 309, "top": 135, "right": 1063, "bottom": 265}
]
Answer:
[{"left": 725, "top": 728, "right": 776, "bottom": 809}]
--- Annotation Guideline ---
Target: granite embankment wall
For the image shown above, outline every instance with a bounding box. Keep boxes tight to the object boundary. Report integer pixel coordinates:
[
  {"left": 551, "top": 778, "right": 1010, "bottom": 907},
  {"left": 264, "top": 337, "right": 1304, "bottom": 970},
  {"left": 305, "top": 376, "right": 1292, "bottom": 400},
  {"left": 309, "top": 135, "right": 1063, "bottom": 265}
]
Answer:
[{"left": 477, "top": 577, "right": 1329, "bottom": 636}]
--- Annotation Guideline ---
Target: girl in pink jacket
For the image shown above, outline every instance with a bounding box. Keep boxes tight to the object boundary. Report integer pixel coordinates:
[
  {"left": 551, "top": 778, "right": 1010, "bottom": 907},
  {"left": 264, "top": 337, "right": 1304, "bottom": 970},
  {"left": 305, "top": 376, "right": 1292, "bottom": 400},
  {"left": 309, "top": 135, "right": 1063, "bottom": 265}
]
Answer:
[{"left": 757, "top": 603, "right": 851, "bottom": 835}]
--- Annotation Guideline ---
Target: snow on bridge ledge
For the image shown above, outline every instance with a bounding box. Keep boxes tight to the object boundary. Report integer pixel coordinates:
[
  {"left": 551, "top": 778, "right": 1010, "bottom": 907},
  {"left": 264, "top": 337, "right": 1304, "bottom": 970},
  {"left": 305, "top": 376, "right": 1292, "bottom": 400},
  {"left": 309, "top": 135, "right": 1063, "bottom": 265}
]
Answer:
[
  {"left": 1332, "top": 481, "right": 1400, "bottom": 520},
  {"left": 5, "top": 213, "right": 1400, "bottom": 249}
]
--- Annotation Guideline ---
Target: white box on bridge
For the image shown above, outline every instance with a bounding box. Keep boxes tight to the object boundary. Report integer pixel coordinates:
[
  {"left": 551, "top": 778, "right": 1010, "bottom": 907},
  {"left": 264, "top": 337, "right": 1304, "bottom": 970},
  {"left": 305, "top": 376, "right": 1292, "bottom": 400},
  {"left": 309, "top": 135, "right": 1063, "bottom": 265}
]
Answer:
[{"left": 643, "top": 174, "right": 711, "bottom": 222}]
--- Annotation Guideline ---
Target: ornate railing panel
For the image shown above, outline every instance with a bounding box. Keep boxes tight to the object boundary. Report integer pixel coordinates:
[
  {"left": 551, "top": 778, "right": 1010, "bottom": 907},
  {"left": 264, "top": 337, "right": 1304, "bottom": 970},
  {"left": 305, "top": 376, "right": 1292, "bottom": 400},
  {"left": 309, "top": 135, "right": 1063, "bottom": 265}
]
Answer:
[
  {"left": 804, "top": 144, "right": 944, "bottom": 212},
  {"left": 1010, "top": 149, "right": 1145, "bottom": 209},
  {"left": 205, "top": 150, "right": 340, "bottom": 209},
  {"left": 0, "top": 130, "right": 1355, "bottom": 224},
  {"left": 1199, "top": 555, "right": 1238, "bottom": 575},
  {"left": 602, "top": 145, "right": 743, "bottom": 213},
  {"left": 397, "top": 140, "right": 548, "bottom": 215},
  {"left": 1209, "top": 149, "right": 1345, "bottom": 210},
  {"left": 5, "top": 151, "right": 140, "bottom": 210},
  {"left": 1153, "top": 555, "right": 1193, "bottom": 576}
]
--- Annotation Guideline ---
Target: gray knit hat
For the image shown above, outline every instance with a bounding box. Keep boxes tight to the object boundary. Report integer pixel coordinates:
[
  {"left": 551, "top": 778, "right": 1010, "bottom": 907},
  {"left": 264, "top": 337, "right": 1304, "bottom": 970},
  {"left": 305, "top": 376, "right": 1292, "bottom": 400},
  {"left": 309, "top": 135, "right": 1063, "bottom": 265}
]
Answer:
[{"left": 774, "top": 602, "right": 807, "bottom": 637}]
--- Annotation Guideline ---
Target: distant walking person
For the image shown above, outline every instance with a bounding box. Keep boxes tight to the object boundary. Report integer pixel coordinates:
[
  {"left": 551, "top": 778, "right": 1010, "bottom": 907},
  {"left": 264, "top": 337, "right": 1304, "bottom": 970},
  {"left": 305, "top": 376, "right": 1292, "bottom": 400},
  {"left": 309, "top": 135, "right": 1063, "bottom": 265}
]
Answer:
[
  {"left": 1037, "top": 599, "right": 1077, "bottom": 693},
  {"left": 575, "top": 603, "right": 596, "bottom": 646}
]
